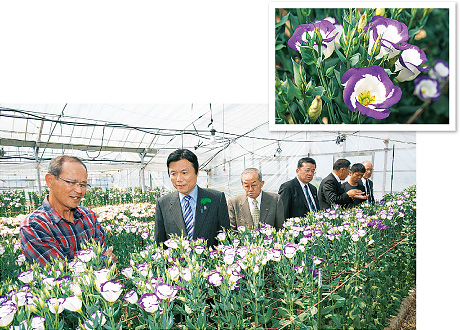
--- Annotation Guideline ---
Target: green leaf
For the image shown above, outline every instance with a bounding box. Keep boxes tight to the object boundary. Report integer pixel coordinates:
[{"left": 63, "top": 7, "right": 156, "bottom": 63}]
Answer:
[
  {"left": 335, "top": 43, "right": 347, "bottom": 63},
  {"left": 350, "top": 53, "right": 360, "bottom": 66},
  {"left": 275, "top": 13, "right": 290, "bottom": 28},
  {"left": 275, "top": 43, "right": 285, "bottom": 51},
  {"left": 300, "top": 46, "right": 317, "bottom": 65},
  {"left": 325, "top": 65, "right": 336, "bottom": 77}
]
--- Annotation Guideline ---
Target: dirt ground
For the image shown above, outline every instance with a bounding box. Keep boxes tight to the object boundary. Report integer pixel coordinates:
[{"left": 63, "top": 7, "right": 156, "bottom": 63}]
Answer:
[{"left": 385, "top": 287, "right": 416, "bottom": 330}]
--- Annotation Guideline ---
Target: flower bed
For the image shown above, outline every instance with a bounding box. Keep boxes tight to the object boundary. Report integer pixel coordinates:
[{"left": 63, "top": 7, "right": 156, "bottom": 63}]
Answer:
[{"left": 0, "top": 186, "right": 415, "bottom": 329}]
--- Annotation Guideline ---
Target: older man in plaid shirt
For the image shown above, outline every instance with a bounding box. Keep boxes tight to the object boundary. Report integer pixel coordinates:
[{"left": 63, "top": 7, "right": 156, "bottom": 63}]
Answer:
[{"left": 19, "top": 155, "right": 116, "bottom": 267}]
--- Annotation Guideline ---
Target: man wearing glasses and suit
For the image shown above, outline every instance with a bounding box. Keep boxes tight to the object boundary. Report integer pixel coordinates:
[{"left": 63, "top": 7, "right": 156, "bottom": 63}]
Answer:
[
  {"left": 228, "top": 168, "right": 285, "bottom": 231},
  {"left": 20, "top": 155, "right": 115, "bottom": 267},
  {"left": 278, "top": 157, "right": 320, "bottom": 220}
]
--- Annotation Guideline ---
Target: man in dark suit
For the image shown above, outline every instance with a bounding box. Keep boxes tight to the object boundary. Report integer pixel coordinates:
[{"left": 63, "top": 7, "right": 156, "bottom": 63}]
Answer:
[
  {"left": 278, "top": 157, "right": 319, "bottom": 219},
  {"left": 228, "top": 168, "right": 284, "bottom": 231},
  {"left": 154, "top": 149, "right": 230, "bottom": 248},
  {"left": 361, "top": 161, "right": 375, "bottom": 203},
  {"left": 342, "top": 163, "right": 368, "bottom": 209},
  {"left": 318, "top": 159, "right": 367, "bottom": 210}
]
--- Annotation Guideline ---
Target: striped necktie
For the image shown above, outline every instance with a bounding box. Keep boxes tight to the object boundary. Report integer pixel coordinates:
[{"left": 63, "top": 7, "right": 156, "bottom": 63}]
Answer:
[
  {"left": 305, "top": 184, "right": 317, "bottom": 212},
  {"left": 183, "top": 195, "right": 194, "bottom": 239},
  {"left": 252, "top": 199, "right": 260, "bottom": 228}
]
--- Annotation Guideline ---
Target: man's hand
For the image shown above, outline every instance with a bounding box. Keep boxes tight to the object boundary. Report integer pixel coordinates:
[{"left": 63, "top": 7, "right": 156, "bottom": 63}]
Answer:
[
  {"left": 346, "top": 189, "right": 367, "bottom": 199},
  {"left": 103, "top": 246, "right": 118, "bottom": 263}
]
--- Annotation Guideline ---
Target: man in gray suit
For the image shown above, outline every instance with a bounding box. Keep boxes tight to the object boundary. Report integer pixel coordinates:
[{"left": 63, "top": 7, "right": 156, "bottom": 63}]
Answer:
[
  {"left": 228, "top": 168, "right": 284, "bottom": 230},
  {"left": 154, "top": 149, "right": 230, "bottom": 248},
  {"left": 228, "top": 168, "right": 284, "bottom": 231}
]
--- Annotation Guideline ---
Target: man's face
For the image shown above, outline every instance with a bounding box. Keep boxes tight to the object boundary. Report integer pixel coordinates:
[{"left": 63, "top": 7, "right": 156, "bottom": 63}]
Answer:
[
  {"left": 46, "top": 161, "right": 88, "bottom": 211},
  {"left": 349, "top": 171, "right": 364, "bottom": 185},
  {"left": 296, "top": 162, "right": 316, "bottom": 184},
  {"left": 363, "top": 162, "right": 373, "bottom": 179},
  {"left": 242, "top": 172, "right": 264, "bottom": 199},
  {"left": 168, "top": 158, "right": 198, "bottom": 195},
  {"left": 338, "top": 166, "right": 351, "bottom": 180}
]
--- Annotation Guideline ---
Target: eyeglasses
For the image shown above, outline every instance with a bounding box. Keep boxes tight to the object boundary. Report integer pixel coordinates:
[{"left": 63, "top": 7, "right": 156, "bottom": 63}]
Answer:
[
  {"left": 299, "top": 168, "right": 316, "bottom": 174},
  {"left": 54, "top": 175, "right": 91, "bottom": 189},
  {"left": 243, "top": 183, "right": 260, "bottom": 189}
]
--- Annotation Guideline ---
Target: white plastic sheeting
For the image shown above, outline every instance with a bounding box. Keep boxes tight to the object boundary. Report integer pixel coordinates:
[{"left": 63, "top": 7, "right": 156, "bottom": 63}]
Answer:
[{"left": 0, "top": 104, "right": 415, "bottom": 200}]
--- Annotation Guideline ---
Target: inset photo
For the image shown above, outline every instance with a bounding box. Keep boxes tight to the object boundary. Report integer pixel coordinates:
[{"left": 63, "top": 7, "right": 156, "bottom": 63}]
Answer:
[{"left": 269, "top": 3, "right": 455, "bottom": 131}]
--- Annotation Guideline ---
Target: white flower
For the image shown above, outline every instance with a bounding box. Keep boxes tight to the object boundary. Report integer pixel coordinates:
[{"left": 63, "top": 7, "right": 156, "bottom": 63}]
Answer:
[
  {"left": 47, "top": 297, "right": 65, "bottom": 314},
  {"left": 17, "top": 269, "right": 34, "bottom": 284},
  {"left": 0, "top": 303, "right": 17, "bottom": 327},
  {"left": 63, "top": 295, "right": 82, "bottom": 312},
  {"left": 121, "top": 267, "right": 133, "bottom": 278},
  {"left": 123, "top": 289, "right": 138, "bottom": 304},
  {"left": 100, "top": 281, "right": 125, "bottom": 303}
]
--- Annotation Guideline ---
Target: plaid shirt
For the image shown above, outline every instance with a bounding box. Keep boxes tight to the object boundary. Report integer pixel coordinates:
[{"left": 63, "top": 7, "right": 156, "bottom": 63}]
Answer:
[{"left": 19, "top": 196, "right": 106, "bottom": 267}]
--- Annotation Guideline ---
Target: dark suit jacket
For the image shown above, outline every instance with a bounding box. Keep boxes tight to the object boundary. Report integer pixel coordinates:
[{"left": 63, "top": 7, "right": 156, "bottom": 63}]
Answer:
[
  {"left": 362, "top": 178, "right": 375, "bottom": 203},
  {"left": 228, "top": 191, "right": 285, "bottom": 230},
  {"left": 278, "top": 178, "right": 319, "bottom": 219},
  {"left": 318, "top": 173, "right": 353, "bottom": 210},
  {"left": 154, "top": 186, "right": 230, "bottom": 247}
]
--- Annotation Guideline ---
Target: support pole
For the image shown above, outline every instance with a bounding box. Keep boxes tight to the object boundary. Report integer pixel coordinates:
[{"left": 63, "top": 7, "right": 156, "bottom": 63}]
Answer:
[{"left": 139, "top": 152, "right": 146, "bottom": 193}]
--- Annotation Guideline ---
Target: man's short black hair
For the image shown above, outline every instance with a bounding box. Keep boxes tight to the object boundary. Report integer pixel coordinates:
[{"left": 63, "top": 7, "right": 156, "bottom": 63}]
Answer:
[
  {"left": 350, "top": 163, "right": 366, "bottom": 173},
  {"left": 333, "top": 158, "right": 351, "bottom": 171},
  {"left": 167, "top": 149, "right": 199, "bottom": 174},
  {"left": 297, "top": 157, "right": 316, "bottom": 169}
]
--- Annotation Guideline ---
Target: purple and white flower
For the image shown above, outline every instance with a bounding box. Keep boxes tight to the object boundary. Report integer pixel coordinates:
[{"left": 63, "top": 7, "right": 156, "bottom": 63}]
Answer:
[
  {"left": 137, "top": 262, "right": 149, "bottom": 277},
  {"left": 364, "top": 16, "right": 409, "bottom": 59},
  {"left": 76, "top": 248, "right": 95, "bottom": 262},
  {"left": 124, "top": 289, "right": 138, "bottom": 304},
  {"left": 138, "top": 293, "right": 161, "bottom": 313},
  {"left": 394, "top": 43, "right": 429, "bottom": 82},
  {"left": 194, "top": 244, "right": 206, "bottom": 255},
  {"left": 100, "top": 281, "right": 125, "bottom": 303},
  {"left": 283, "top": 244, "right": 297, "bottom": 259},
  {"left": 207, "top": 271, "right": 223, "bottom": 287},
  {"left": 163, "top": 238, "right": 179, "bottom": 249},
  {"left": 0, "top": 302, "right": 17, "bottom": 327},
  {"left": 47, "top": 297, "right": 66, "bottom": 314},
  {"left": 68, "top": 261, "right": 86, "bottom": 274},
  {"left": 17, "top": 269, "right": 34, "bottom": 284},
  {"left": 155, "top": 282, "right": 178, "bottom": 301},
  {"left": 181, "top": 267, "right": 192, "bottom": 282},
  {"left": 413, "top": 76, "right": 441, "bottom": 101},
  {"left": 167, "top": 265, "right": 180, "bottom": 281},
  {"left": 429, "top": 60, "right": 449, "bottom": 81},
  {"left": 342, "top": 65, "right": 402, "bottom": 119},
  {"left": 288, "top": 19, "right": 339, "bottom": 59},
  {"left": 311, "top": 256, "right": 324, "bottom": 265},
  {"left": 121, "top": 267, "right": 133, "bottom": 278}
]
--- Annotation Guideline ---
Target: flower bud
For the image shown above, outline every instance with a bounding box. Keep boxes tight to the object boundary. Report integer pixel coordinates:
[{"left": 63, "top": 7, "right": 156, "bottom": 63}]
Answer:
[
  {"left": 371, "top": 35, "right": 382, "bottom": 57},
  {"left": 308, "top": 95, "right": 322, "bottom": 122},
  {"left": 314, "top": 26, "right": 323, "bottom": 50},
  {"left": 357, "top": 13, "right": 367, "bottom": 33},
  {"left": 375, "top": 8, "right": 385, "bottom": 16},
  {"left": 414, "top": 29, "right": 426, "bottom": 40}
]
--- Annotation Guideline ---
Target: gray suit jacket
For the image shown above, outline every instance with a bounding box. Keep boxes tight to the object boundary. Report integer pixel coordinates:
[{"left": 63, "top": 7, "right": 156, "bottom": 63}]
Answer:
[
  {"left": 228, "top": 191, "right": 285, "bottom": 231},
  {"left": 154, "top": 186, "right": 230, "bottom": 247}
]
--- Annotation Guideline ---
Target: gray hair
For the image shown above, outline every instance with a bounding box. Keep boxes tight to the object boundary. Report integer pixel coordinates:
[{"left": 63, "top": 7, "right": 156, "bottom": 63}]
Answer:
[
  {"left": 48, "top": 156, "right": 87, "bottom": 177},
  {"left": 241, "top": 168, "right": 262, "bottom": 182}
]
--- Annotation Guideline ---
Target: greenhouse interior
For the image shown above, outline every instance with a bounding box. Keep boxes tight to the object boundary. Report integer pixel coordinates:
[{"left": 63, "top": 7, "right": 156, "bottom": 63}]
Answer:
[{"left": 0, "top": 103, "right": 416, "bottom": 329}]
